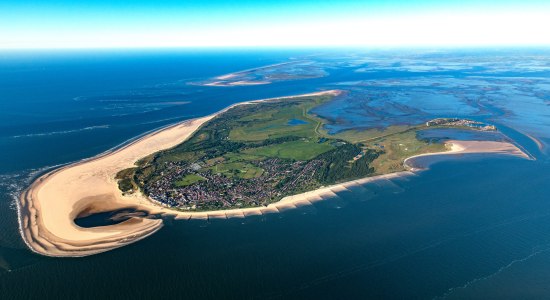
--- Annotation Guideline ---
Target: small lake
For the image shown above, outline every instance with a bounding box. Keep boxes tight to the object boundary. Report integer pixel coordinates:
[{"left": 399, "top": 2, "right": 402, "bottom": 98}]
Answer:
[{"left": 288, "top": 118, "right": 309, "bottom": 126}]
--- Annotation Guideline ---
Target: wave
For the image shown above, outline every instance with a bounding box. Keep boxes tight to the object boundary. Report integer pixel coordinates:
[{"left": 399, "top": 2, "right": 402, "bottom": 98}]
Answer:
[
  {"left": 137, "top": 115, "right": 196, "bottom": 126},
  {"left": 434, "top": 244, "right": 550, "bottom": 299},
  {"left": 10, "top": 125, "right": 110, "bottom": 139},
  {"left": 0, "top": 163, "right": 66, "bottom": 212}
]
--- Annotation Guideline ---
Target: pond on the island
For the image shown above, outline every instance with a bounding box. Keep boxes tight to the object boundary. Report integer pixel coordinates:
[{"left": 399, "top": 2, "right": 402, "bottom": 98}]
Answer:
[{"left": 288, "top": 118, "right": 308, "bottom": 126}]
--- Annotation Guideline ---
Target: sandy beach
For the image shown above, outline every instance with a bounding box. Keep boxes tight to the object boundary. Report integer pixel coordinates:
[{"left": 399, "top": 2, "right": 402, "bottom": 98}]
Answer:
[
  {"left": 17, "top": 90, "right": 530, "bottom": 257},
  {"left": 404, "top": 140, "right": 532, "bottom": 171}
]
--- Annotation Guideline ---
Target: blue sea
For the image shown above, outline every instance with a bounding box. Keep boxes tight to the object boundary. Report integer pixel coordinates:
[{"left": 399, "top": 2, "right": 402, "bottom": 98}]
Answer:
[{"left": 1, "top": 49, "right": 550, "bottom": 299}]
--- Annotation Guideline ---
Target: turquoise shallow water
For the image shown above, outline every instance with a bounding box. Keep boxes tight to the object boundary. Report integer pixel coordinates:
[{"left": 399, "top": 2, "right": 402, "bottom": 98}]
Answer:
[{"left": 1, "top": 49, "right": 550, "bottom": 299}]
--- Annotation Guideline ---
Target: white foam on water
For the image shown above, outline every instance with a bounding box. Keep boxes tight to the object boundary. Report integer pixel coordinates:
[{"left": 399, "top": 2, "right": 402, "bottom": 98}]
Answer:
[{"left": 10, "top": 125, "right": 110, "bottom": 139}]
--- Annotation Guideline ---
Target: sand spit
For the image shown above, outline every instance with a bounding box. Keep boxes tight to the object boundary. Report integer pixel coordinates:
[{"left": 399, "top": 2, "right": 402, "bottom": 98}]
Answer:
[
  {"left": 523, "top": 132, "right": 545, "bottom": 152},
  {"left": 404, "top": 140, "right": 531, "bottom": 171},
  {"left": 204, "top": 80, "right": 272, "bottom": 87},
  {"left": 17, "top": 90, "right": 529, "bottom": 257}
]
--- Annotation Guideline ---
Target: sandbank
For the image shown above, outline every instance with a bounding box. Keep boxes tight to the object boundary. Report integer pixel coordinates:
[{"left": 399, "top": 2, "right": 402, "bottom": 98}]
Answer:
[{"left": 204, "top": 80, "right": 271, "bottom": 87}]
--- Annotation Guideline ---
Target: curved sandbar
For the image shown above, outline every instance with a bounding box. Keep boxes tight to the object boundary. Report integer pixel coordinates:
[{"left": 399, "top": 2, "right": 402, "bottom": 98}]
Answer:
[
  {"left": 18, "top": 90, "right": 530, "bottom": 257},
  {"left": 404, "top": 140, "right": 532, "bottom": 171}
]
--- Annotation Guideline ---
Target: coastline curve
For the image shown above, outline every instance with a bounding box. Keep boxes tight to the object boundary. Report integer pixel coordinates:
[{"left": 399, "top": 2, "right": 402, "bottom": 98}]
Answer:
[{"left": 17, "top": 90, "right": 531, "bottom": 257}]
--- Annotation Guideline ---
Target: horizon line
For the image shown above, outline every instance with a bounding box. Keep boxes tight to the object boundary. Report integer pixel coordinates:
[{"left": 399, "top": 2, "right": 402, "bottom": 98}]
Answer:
[{"left": 2, "top": 44, "right": 550, "bottom": 52}]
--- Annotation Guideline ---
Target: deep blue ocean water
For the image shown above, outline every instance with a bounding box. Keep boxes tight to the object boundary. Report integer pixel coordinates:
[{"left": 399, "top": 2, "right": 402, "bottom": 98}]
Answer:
[{"left": 1, "top": 49, "right": 550, "bottom": 299}]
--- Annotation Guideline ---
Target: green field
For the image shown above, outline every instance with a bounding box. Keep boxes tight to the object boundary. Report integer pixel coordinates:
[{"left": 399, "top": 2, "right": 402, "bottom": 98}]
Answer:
[
  {"left": 322, "top": 125, "right": 449, "bottom": 174},
  {"left": 228, "top": 96, "right": 328, "bottom": 142},
  {"left": 242, "top": 138, "right": 333, "bottom": 160},
  {"left": 207, "top": 161, "right": 264, "bottom": 179},
  {"left": 329, "top": 125, "right": 413, "bottom": 144},
  {"left": 367, "top": 130, "right": 447, "bottom": 174},
  {"left": 175, "top": 174, "right": 205, "bottom": 187}
]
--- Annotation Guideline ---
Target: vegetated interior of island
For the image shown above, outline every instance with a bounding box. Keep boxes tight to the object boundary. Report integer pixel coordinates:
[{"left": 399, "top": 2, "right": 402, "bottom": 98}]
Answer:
[{"left": 116, "top": 93, "right": 495, "bottom": 211}]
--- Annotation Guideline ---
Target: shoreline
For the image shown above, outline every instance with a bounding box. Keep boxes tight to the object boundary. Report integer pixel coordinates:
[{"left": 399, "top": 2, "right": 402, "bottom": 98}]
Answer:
[
  {"left": 404, "top": 140, "right": 532, "bottom": 171},
  {"left": 17, "top": 89, "right": 530, "bottom": 257},
  {"left": 214, "top": 61, "right": 297, "bottom": 80},
  {"left": 16, "top": 90, "right": 339, "bottom": 257}
]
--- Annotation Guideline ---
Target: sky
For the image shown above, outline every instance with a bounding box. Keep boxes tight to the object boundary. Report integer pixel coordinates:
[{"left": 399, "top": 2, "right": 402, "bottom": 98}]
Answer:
[{"left": 1, "top": 0, "right": 550, "bottom": 49}]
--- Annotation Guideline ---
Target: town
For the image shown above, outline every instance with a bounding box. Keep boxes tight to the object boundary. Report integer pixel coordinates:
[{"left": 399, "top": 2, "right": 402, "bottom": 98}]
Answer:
[
  {"left": 143, "top": 158, "right": 324, "bottom": 211},
  {"left": 426, "top": 118, "right": 497, "bottom": 131}
]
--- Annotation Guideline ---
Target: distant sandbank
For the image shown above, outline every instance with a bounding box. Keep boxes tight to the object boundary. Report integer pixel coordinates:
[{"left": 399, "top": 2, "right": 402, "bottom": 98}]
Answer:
[
  {"left": 17, "top": 90, "right": 529, "bottom": 257},
  {"left": 204, "top": 80, "right": 271, "bottom": 87},
  {"left": 201, "top": 61, "right": 302, "bottom": 87}
]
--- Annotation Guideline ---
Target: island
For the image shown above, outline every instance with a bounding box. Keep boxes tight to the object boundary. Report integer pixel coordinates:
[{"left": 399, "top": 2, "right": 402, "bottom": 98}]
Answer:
[
  {"left": 196, "top": 61, "right": 327, "bottom": 87},
  {"left": 17, "top": 90, "right": 531, "bottom": 257}
]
